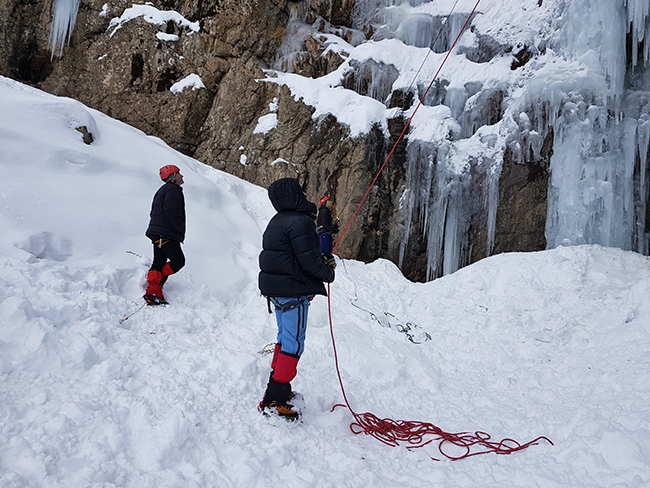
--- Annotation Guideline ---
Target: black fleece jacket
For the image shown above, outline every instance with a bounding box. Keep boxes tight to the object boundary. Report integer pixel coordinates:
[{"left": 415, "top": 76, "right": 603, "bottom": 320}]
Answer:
[{"left": 259, "top": 178, "right": 334, "bottom": 297}]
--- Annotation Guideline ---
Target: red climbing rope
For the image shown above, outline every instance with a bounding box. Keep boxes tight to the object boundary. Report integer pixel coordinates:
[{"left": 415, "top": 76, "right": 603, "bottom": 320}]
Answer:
[{"left": 327, "top": 0, "right": 553, "bottom": 460}]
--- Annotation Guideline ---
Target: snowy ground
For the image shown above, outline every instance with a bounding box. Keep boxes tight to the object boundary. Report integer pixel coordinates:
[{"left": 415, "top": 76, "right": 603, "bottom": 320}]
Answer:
[{"left": 1, "top": 76, "right": 650, "bottom": 487}]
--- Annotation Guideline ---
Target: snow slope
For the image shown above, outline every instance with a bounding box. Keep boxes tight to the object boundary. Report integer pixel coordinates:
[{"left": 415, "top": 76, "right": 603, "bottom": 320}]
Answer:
[{"left": 1, "top": 76, "right": 649, "bottom": 487}]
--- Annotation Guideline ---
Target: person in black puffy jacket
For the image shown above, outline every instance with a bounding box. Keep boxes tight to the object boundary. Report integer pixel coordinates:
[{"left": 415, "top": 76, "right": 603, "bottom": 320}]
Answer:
[
  {"left": 258, "top": 178, "right": 335, "bottom": 419},
  {"left": 143, "top": 165, "right": 186, "bottom": 305}
]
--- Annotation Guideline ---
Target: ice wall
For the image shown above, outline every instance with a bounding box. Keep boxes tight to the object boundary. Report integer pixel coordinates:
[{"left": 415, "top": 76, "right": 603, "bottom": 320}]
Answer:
[
  {"left": 546, "top": 0, "right": 650, "bottom": 252},
  {"left": 398, "top": 131, "right": 504, "bottom": 280},
  {"left": 386, "top": 3, "right": 508, "bottom": 279},
  {"left": 396, "top": 0, "right": 650, "bottom": 278},
  {"left": 49, "top": 0, "right": 81, "bottom": 58}
]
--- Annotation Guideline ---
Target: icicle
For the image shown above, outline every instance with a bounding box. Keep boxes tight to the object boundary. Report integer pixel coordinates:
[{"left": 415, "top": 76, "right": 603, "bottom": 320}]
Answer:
[
  {"left": 398, "top": 140, "right": 436, "bottom": 270},
  {"left": 49, "top": 0, "right": 81, "bottom": 59},
  {"left": 424, "top": 144, "right": 470, "bottom": 280},
  {"left": 444, "top": 87, "right": 467, "bottom": 120},
  {"left": 351, "top": 60, "right": 399, "bottom": 103},
  {"left": 635, "top": 116, "right": 650, "bottom": 253},
  {"left": 442, "top": 187, "right": 462, "bottom": 276},
  {"left": 626, "top": 0, "right": 650, "bottom": 66},
  {"left": 485, "top": 165, "right": 500, "bottom": 257},
  {"left": 396, "top": 13, "right": 440, "bottom": 50},
  {"left": 448, "top": 13, "right": 470, "bottom": 50},
  {"left": 425, "top": 164, "right": 449, "bottom": 280}
]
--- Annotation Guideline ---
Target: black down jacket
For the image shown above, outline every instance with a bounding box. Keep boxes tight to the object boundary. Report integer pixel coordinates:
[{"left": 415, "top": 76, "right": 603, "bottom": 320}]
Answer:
[
  {"left": 259, "top": 178, "right": 334, "bottom": 297},
  {"left": 146, "top": 182, "right": 186, "bottom": 242}
]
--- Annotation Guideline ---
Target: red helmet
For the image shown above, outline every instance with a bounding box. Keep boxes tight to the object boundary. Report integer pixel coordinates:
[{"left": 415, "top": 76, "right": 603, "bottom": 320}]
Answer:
[
  {"left": 159, "top": 165, "right": 180, "bottom": 181},
  {"left": 319, "top": 196, "right": 330, "bottom": 206}
]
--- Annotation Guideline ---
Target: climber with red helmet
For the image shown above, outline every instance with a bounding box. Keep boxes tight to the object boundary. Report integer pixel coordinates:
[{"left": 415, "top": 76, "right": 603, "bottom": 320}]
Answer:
[
  {"left": 143, "top": 165, "right": 186, "bottom": 305},
  {"left": 317, "top": 195, "right": 339, "bottom": 260}
]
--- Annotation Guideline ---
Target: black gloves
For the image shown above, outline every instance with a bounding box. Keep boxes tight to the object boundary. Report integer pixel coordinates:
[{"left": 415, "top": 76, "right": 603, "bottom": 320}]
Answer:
[
  {"left": 323, "top": 255, "right": 336, "bottom": 283},
  {"left": 323, "top": 255, "right": 337, "bottom": 269}
]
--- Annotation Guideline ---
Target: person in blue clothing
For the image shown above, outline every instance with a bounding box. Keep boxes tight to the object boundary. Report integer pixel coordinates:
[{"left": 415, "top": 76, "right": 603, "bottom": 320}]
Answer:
[
  {"left": 143, "top": 165, "right": 186, "bottom": 306},
  {"left": 317, "top": 196, "right": 339, "bottom": 260},
  {"left": 258, "top": 178, "right": 336, "bottom": 419}
]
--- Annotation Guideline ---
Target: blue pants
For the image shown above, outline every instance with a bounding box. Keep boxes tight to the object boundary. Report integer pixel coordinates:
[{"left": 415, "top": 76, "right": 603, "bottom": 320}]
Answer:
[
  {"left": 319, "top": 232, "right": 333, "bottom": 255},
  {"left": 269, "top": 297, "right": 310, "bottom": 357}
]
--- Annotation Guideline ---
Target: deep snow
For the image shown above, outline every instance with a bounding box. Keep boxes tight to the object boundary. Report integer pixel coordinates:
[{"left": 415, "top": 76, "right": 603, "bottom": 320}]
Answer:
[{"left": 1, "top": 76, "right": 650, "bottom": 487}]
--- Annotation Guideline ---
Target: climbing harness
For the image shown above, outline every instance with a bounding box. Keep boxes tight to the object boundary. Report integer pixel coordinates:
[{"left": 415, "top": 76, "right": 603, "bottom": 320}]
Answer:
[
  {"left": 266, "top": 296, "right": 312, "bottom": 314},
  {"left": 327, "top": 0, "right": 553, "bottom": 460},
  {"left": 349, "top": 300, "right": 431, "bottom": 344}
]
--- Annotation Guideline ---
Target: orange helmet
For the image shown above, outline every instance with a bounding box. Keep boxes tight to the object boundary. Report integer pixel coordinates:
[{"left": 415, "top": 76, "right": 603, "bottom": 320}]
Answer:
[
  {"left": 159, "top": 165, "right": 180, "bottom": 181},
  {"left": 319, "top": 196, "right": 330, "bottom": 206}
]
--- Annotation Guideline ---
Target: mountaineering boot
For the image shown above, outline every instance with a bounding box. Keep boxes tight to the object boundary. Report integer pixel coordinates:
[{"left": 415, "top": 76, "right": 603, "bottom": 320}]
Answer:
[
  {"left": 259, "top": 350, "right": 302, "bottom": 420},
  {"left": 263, "top": 372, "right": 303, "bottom": 406},
  {"left": 143, "top": 294, "right": 168, "bottom": 306},
  {"left": 262, "top": 376, "right": 292, "bottom": 404},
  {"left": 259, "top": 375, "right": 302, "bottom": 420},
  {"left": 258, "top": 401, "right": 300, "bottom": 421}
]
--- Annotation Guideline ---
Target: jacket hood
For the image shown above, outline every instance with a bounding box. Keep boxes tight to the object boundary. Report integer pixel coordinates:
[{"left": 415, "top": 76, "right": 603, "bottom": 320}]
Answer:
[{"left": 268, "top": 178, "right": 317, "bottom": 216}]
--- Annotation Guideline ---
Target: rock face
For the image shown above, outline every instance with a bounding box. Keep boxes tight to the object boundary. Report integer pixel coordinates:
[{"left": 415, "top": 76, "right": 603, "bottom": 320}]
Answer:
[
  {"left": 492, "top": 132, "right": 552, "bottom": 260},
  {"left": 39, "top": 0, "right": 290, "bottom": 157},
  {"left": 0, "top": 0, "right": 569, "bottom": 282}
]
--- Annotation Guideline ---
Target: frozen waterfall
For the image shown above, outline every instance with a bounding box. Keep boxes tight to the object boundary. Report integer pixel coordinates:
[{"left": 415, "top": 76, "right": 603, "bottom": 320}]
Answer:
[
  {"left": 546, "top": 0, "right": 650, "bottom": 252},
  {"left": 395, "top": 0, "right": 650, "bottom": 278},
  {"left": 273, "top": 0, "right": 650, "bottom": 279}
]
